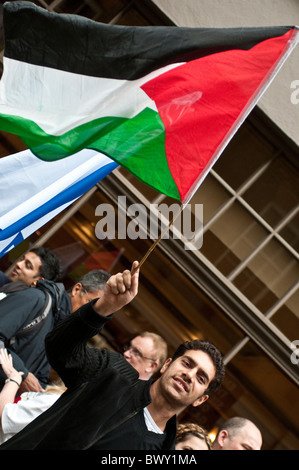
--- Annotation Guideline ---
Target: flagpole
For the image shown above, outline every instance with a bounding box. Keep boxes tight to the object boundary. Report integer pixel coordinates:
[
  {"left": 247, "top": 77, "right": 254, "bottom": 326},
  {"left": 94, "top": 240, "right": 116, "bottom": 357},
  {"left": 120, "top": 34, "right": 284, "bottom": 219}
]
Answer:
[{"left": 131, "top": 204, "right": 185, "bottom": 275}]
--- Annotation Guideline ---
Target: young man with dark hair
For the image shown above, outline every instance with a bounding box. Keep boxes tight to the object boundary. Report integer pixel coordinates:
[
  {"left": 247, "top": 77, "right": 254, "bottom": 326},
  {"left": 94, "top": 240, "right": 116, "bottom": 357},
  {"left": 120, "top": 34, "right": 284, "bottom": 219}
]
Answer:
[
  {"left": 0, "top": 247, "right": 61, "bottom": 288},
  {"left": 0, "top": 261, "right": 225, "bottom": 450}
]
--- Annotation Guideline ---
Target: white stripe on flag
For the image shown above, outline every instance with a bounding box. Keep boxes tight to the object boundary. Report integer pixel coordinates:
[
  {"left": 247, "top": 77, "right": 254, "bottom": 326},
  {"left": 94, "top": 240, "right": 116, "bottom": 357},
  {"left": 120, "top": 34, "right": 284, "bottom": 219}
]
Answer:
[
  {"left": 0, "top": 149, "right": 118, "bottom": 256},
  {"left": 0, "top": 58, "right": 181, "bottom": 134}
]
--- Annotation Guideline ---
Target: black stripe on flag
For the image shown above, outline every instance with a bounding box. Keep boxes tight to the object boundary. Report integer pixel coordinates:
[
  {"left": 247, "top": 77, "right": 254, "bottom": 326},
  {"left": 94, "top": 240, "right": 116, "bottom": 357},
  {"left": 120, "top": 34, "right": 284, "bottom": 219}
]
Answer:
[{"left": 3, "top": 1, "right": 295, "bottom": 80}]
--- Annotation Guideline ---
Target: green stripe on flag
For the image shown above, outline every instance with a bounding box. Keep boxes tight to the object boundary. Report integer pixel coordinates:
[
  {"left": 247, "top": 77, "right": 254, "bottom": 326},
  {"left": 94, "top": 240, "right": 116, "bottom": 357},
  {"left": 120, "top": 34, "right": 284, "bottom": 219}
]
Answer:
[{"left": 0, "top": 107, "right": 180, "bottom": 200}]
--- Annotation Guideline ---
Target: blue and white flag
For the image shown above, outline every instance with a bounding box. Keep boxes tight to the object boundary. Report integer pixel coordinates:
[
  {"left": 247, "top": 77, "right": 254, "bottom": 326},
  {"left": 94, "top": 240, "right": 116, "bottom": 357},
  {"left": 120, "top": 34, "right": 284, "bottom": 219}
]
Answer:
[{"left": 0, "top": 149, "right": 117, "bottom": 257}]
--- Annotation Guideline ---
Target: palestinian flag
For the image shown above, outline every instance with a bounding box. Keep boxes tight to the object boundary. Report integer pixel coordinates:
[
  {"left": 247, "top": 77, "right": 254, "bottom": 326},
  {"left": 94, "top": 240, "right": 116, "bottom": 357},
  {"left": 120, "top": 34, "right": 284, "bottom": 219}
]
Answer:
[{"left": 0, "top": 1, "right": 298, "bottom": 204}]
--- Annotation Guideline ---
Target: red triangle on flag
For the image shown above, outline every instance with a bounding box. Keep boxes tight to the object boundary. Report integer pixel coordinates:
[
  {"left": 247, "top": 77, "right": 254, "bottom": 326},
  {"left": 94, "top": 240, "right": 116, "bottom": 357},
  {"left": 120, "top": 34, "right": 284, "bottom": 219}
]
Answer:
[{"left": 142, "top": 29, "right": 296, "bottom": 202}]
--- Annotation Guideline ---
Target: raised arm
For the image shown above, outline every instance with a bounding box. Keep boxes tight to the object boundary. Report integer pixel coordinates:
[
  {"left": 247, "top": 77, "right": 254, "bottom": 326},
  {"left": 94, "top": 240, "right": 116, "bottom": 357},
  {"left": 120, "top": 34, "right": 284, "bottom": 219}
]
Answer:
[
  {"left": 93, "top": 260, "right": 139, "bottom": 317},
  {"left": 45, "top": 262, "right": 139, "bottom": 388}
]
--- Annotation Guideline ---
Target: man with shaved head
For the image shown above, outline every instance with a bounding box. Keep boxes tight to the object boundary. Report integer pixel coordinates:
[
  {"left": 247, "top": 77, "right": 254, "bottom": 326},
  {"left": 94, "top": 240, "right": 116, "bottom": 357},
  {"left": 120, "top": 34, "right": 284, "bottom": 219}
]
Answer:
[{"left": 213, "top": 416, "right": 263, "bottom": 450}]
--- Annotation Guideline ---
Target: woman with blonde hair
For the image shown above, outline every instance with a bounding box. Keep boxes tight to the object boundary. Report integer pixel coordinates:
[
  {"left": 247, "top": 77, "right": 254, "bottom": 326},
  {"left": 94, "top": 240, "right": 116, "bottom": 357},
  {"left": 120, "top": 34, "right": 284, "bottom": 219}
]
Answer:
[{"left": 175, "top": 422, "right": 212, "bottom": 450}]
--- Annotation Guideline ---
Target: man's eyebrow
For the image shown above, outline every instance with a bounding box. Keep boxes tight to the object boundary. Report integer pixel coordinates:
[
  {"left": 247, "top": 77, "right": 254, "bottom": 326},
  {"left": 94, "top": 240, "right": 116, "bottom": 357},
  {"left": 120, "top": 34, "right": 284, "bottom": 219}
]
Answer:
[
  {"left": 245, "top": 445, "right": 254, "bottom": 450},
  {"left": 183, "top": 355, "right": 210, "bottom": 383},
  {"left": 24, "top": 256, "right": 34, "bottom": 269}
]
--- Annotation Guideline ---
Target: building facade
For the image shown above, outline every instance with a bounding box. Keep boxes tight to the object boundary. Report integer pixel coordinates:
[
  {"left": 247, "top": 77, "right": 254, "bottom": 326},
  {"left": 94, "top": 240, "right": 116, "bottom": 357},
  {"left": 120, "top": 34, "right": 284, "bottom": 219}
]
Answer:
[{"left": 0, "top": 0, "right": 298, "bottom": 449}]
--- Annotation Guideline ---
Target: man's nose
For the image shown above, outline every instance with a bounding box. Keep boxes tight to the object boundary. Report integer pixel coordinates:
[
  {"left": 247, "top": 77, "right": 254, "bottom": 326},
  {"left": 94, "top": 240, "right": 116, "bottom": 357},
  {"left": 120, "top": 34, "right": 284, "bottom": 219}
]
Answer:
[
  {"left": 15, "top": 260, "right": 23, "bottom": 270},
  {"left": 123, "top": 349, "right": 131, "bottom": 358},
  {"left": 182, "top": 369, "right": 194, "bottom": 382}
]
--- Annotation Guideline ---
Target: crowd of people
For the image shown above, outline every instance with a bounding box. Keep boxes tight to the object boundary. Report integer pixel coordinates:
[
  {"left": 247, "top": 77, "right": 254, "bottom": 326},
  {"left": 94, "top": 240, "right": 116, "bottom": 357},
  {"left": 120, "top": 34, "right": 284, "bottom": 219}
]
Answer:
[{"left": 0, "top": 247, "right": 263, "bottom": 450}]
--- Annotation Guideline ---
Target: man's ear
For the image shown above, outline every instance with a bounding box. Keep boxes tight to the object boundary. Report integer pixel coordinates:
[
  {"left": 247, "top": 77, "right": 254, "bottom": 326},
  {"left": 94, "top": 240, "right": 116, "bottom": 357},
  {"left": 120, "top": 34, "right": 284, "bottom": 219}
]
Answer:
[
  {"left": 146, "top": 360, "right": 159, "bottom": 375},
  {"left": 192, "top": 393, "right": 209, "bottom": 408},
  {"left": 217, "top": 429, "right": 229, "bottom": 448},
  {"left": 70, "top": 283, "right": 82, "bottom": 297},
  {"left": 32, "top": 276, "right": 44, "bottom": 286},
  {"left": 159, "top": 358, "right": 172, "bottom": 374}
]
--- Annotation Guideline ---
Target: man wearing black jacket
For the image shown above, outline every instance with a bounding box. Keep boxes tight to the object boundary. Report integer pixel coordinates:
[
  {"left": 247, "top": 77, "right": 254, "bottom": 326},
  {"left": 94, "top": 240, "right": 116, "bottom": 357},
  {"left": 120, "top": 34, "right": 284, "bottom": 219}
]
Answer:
[{"left": 0, "top": 261, "right": 225, "bottom": 450}]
